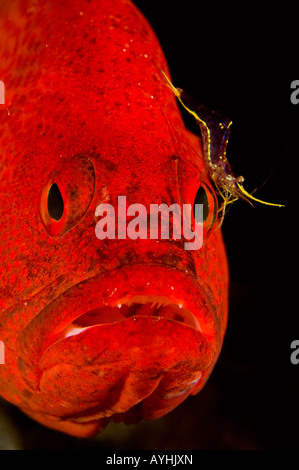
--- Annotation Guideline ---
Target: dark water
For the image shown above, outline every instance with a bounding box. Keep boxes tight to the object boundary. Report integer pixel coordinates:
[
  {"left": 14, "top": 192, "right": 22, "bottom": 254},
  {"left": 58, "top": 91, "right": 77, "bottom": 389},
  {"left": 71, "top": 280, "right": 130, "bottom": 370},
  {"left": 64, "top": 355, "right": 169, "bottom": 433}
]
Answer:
[{"left": 0, "top": 0, "right": 297, "bottom": 450}]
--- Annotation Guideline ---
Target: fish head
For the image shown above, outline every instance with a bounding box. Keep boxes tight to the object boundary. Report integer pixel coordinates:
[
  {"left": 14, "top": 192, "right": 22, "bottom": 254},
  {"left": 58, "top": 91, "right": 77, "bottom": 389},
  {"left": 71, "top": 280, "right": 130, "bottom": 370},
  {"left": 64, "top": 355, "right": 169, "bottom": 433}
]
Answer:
[{"left": 0, "top": 0, "right": 229, "bottom": 436}]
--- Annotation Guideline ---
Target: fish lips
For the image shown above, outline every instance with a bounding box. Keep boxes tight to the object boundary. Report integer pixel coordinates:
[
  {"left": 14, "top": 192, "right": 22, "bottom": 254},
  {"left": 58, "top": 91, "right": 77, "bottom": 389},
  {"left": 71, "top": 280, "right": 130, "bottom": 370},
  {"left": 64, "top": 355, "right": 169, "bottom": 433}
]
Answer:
[{"left": 20, "top": 265, "right": 219, "bottom": 421}]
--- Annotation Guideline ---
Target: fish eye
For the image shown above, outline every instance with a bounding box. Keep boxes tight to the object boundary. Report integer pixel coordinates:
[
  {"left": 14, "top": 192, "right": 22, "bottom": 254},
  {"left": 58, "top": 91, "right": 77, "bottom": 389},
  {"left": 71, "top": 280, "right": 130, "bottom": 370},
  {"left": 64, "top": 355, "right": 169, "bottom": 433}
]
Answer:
[
  {"left": 47, "top": 183, "right": 64, "bottom": 221},
  {"left": 193, "top": 183, "right": 217, "bottom": 230},
  {"left": 40, "top": 155, "right": 96, "bottom": 237}
]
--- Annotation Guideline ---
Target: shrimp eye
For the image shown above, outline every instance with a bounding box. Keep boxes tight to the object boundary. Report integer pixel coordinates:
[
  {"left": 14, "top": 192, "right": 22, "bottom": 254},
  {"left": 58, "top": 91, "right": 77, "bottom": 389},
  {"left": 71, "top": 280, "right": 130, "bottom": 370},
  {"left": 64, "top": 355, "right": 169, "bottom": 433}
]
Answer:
[
  {"left": 47, "top": 183, "right": 64, "bottom": 221},
  {"left": 193, "top": 183, "right": 217, "bottom": 229}
]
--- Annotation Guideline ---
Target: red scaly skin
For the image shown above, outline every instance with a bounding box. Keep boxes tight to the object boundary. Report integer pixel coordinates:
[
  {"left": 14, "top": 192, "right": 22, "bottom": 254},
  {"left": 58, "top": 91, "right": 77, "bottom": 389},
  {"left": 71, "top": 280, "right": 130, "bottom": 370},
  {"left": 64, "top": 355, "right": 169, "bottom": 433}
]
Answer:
[{"left": 0, "top": 0, "right": 229, "bottom": 437}]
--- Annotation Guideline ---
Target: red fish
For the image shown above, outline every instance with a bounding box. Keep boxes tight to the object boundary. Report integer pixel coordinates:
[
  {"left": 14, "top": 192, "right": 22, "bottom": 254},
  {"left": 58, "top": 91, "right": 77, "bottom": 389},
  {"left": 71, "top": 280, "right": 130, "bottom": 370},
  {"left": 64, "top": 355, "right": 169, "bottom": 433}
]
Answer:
[{"left": 0, "top": 0, "right": 229, "bottom": 437}]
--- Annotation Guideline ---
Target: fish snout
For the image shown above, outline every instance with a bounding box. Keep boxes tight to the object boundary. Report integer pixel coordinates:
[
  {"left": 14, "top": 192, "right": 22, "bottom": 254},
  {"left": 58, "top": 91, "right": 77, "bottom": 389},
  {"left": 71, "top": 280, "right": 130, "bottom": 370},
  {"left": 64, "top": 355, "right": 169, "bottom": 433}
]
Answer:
[{"left": 19, "top": 265, "right": 219, "bottom": 436}]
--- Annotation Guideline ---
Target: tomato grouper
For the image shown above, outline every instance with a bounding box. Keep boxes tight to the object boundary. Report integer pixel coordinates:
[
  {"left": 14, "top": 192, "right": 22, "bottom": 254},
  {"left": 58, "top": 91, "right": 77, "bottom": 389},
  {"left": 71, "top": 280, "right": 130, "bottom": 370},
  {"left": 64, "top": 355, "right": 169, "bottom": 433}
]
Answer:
[{"left": 0, "top": 0, "right": 229, "bottom": 437}]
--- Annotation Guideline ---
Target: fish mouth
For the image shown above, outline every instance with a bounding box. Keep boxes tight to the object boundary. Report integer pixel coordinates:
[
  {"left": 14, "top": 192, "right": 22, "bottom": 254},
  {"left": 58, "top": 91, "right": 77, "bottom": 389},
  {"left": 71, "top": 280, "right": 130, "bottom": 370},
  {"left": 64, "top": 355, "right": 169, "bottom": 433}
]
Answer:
[
  {"left": 20, "top": 265, "right": 220, "bottom": 435},
  {"left": 22, "top": 264, "right": 218, "bottom": 356},
  {"left": 59, "top": 295, "right": 201, "bottom": 341}
]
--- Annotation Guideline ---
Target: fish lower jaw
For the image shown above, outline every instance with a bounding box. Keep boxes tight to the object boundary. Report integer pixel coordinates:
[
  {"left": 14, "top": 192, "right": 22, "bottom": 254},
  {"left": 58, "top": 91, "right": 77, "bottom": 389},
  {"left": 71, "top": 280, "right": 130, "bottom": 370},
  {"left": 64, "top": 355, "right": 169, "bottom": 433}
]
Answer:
[{"left": 60, "top": 295, "right": 201, "bottom": 340}]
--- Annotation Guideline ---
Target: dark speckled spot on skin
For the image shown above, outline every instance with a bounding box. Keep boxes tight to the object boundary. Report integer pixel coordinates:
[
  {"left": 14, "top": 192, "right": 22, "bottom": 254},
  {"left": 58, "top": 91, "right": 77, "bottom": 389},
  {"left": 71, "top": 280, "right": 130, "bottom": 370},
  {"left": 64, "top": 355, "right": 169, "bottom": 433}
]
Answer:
[
  {"left": 17, "top": 358, "right": 26, "bottom": 374},
  {"left": 117, "top": 251, "right": 136, "bottom": 267},
  {"left": 69, "top": 188, "right": 78, "bottom": 200},
  {"left": 95, "top": 244, "right": 111, "bottom": 263},
  {"left": 75, "top": 48, "right": 85, "bottom": 59},
  {"left": 98, "top": 158, "right": 117, "bottom": 173},
  {"left": 109, "top": 21, "right": 120, "bottom": 29},
  {"left": 22, "top": 389, "right": 34, "bottom": 400},
  {"left": 127, "top": 184, "right": 140, "bottom": 195}
]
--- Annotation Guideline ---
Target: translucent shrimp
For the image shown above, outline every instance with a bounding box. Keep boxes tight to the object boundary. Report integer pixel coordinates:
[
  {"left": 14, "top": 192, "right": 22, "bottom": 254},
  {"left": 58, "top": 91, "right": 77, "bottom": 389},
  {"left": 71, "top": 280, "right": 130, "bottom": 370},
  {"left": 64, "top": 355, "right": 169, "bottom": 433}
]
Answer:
[{"left": 162, "top": 71, "right": 284, "bottom": 225}]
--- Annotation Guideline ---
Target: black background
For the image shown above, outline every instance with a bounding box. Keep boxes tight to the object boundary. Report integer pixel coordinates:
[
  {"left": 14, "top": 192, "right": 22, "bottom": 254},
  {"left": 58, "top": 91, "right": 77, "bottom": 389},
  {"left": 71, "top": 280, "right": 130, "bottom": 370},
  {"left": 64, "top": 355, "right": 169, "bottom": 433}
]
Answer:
[{"left": 0, "top": 0, "right": 298, "bottom": 450}]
